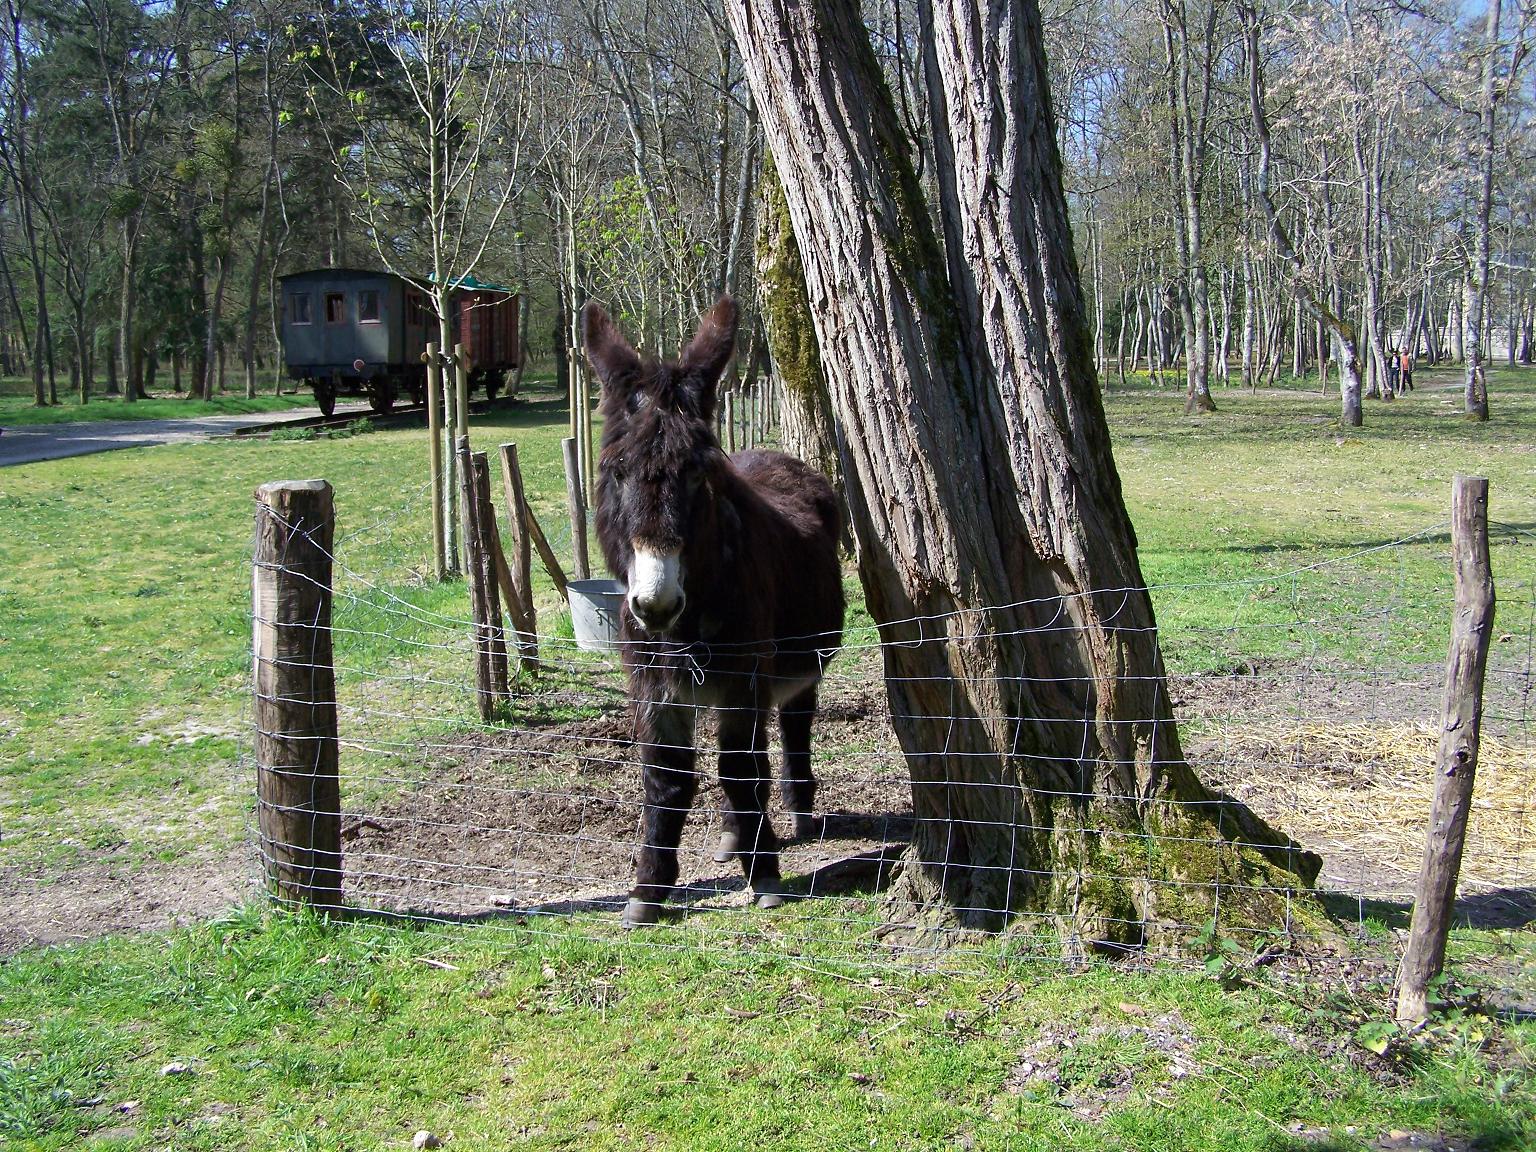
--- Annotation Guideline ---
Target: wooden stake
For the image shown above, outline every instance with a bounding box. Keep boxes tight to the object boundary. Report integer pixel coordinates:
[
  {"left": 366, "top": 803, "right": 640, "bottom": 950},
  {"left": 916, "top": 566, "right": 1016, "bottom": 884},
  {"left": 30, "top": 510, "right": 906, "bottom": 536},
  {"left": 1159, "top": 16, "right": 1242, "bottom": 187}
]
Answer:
[
  {"left": 424, "top": 344, "right": 446, "bottom": 581},
  {"left": 454, "top": 341, "right": 471, "bottom": 437},
  {"left": 1396, "top": 475, "right": 1495, "bottom": 1024},
  {"left": 441, "top": 342, "right": 461, "bottom": 579},
  {"left": 459, "top": 438, "right": 509, "bottom": 719},
  {"left": 523, "top": 498, "right": 569, "bottom": 601},
  {"left": 253, "top": 480, "right": 343, "bottom": 911},
  {"left": 472, "top": 450, "right": 510, "bottom": 702},
  {"left": 562, "top": 435, "right": 590, "bottom": 581},
  {"left": 497, "top": 443, "right": 540, "bottom": 672}
]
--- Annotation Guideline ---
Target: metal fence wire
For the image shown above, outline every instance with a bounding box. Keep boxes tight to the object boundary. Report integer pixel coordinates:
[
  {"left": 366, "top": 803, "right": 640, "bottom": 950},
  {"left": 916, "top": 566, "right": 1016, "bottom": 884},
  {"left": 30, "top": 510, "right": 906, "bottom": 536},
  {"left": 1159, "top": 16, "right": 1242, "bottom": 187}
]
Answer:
[{"left": 249, "top": 494, "right": 1536, "bottom": 965}]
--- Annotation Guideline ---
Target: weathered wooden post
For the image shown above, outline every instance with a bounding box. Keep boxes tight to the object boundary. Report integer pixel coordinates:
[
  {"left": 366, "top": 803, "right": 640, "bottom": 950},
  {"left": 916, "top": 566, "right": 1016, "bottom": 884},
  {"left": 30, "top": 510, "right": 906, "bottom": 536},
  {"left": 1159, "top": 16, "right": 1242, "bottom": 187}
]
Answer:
[
  {"left": 458, "top": 438, "right": 509, "bottom": 719},
  {"left": 523, "top": 498, "right": 569, "bottom": 601},
  {"left": 454, "top": 342, "right": 471, "bottom": 437},
  {"left": 726, "top": 390, "right": 738, "bottom": 453},
  {"left": 1396, "top": 475, "right": 1496, "bottom": 1024},
  {"left": 253, "top": 480, "right": 343, "bottom": 911},
  {"left": 473, "top": 450, "right": 511, "bottom": 703},
  {"left": 424, "top": 344, "right": 446, "bottom": 581},
  {"left": 562, "top": 435, "right": 591, "bottom": 581},
  {"left": 498, "top": 443, "right": 540, "bottom": 671}
]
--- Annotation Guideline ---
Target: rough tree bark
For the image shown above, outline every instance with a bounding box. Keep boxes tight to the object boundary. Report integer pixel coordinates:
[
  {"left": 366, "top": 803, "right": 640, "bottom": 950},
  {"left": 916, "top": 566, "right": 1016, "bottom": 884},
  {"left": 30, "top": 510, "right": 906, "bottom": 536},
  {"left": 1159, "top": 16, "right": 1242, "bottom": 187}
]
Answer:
[
  {"left": 757, "top": 159, "right": 842, "bottom": 495},
  {"left": 727, "top": 0, "right": 1316, "bottom": 951}
]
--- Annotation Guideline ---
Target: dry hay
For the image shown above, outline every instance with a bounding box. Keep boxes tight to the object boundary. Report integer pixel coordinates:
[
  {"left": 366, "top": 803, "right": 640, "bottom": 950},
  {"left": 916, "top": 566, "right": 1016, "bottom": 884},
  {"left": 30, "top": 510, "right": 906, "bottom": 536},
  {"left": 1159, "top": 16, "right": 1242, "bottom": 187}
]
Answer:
[{"left": 1195, "top": 720, "right": 1536, "bottom": 896}]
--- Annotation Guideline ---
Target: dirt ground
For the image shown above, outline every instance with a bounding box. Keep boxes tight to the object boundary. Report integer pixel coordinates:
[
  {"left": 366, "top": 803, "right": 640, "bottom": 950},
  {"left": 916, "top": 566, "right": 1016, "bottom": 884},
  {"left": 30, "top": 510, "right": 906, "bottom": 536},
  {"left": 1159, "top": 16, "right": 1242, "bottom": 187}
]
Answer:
[
  {"left": 0, "top": 850, "right": 252, "bottom": 955},
  {"left": 5, "top": 653, "right": 1531, "bottom": 955},
  {"left": 340, "top": 654, "right": 1536, "bottom": 935}
]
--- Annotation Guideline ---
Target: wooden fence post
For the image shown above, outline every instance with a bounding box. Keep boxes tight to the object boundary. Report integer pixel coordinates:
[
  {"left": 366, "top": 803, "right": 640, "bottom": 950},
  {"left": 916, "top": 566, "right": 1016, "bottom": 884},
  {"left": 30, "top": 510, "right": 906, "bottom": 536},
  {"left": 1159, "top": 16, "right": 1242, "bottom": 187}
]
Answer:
[
  {"left": 1396, "top": 475, "right": 1496, "bottom": 1024},
  {"left": 424, "top": 343, "right": 446, "bottom": 581},
  {"left": 498, "top": 443, "right": 540, "bottom": 671},
  {"left": 253, "top": 480, "right": 343, "bottom": 911},
  {"left": 473, "top": 450, "right": 510, "bottom": 702},
  {"left": 459, "top": 438, "right": 509, "bottom": 719},
  {"left": 454, "top": 341, "right": 471, "bottom": 434},
  {"left": 562, "top": 435, "right": 591, "bottom": 581},
  {"left": 523, "top": 499, "right": 569, "bottom": 601}
]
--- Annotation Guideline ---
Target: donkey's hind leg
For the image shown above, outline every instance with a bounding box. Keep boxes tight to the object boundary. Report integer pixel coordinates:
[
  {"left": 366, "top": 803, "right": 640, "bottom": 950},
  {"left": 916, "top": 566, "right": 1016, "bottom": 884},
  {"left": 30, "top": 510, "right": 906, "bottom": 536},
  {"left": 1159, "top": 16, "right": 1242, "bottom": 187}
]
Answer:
[
  {"left": 779, "top": 684, "right": 820, "bottom": 841},
  {"left": 627, "top": 700, "right": 699, "bottom": 928},
  {"left": 716, "top": 708, "right": 784, "bottom": 907}
]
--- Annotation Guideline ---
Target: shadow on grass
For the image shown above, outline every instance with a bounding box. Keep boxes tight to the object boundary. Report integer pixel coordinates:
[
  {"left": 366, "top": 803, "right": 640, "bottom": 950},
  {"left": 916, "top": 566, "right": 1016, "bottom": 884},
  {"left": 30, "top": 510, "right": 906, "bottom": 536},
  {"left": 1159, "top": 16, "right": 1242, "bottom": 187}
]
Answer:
[
  {"left": 1320, "top": 887, "right": 1536, "bottom": 933},
  {"left": 1268, "top": 1126, "right": 1525, "bottom": 1151}
]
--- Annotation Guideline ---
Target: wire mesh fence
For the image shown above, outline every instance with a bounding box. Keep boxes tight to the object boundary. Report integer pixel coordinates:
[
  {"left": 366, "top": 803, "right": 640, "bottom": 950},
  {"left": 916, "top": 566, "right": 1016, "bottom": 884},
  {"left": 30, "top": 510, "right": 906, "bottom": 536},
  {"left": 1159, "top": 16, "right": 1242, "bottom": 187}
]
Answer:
[{"left": 249, "top": 484, "right": 1536, "bottom": 967}]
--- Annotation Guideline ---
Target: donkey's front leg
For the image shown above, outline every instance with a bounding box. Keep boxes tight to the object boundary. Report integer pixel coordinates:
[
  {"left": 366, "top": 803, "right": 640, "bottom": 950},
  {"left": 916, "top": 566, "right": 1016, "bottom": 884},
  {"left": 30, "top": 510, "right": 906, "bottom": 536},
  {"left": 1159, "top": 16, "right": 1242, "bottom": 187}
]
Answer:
[
  {"left": 626, "top": 699, "right": 698, "bottom": 928},
  {"left": 778, "top": 684, "right": 821, "bottom": 841},
  {"left": 716, "top": 707, "right": 784, "bottom": 908}
]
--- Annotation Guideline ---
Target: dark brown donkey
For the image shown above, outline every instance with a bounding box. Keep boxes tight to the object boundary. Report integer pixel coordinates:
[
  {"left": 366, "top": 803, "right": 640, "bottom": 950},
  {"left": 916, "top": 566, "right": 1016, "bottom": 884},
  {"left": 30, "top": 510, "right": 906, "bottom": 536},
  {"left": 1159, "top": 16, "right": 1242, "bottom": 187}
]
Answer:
[{"left": 583, "top": 297, "right": 844, "bottom": 928}]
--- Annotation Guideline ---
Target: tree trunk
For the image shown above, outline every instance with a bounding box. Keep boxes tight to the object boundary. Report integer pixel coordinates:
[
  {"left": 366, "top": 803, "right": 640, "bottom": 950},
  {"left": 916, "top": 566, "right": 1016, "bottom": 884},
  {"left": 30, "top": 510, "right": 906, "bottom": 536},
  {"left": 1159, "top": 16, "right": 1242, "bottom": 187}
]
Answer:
[
  {"left": 1240, "top": 4, "right": 1361, "bottom": 425},
  {"left": 728, "top": 0, "right": 1317, "bottom": 949},
  {"left": 757, "top": 159, "right": 842, "bottom": 495},
  {"left": 1463, "top": 0, "right": 1506, "bottom": 421}
]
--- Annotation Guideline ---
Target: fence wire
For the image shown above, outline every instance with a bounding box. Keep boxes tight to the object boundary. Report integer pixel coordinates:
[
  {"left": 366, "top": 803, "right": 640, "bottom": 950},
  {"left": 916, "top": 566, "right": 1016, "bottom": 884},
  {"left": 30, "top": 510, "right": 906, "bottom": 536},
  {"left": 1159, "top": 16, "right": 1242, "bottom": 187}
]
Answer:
[{"left": 248, "top": 498, "right": 1536, "bottom": 965}]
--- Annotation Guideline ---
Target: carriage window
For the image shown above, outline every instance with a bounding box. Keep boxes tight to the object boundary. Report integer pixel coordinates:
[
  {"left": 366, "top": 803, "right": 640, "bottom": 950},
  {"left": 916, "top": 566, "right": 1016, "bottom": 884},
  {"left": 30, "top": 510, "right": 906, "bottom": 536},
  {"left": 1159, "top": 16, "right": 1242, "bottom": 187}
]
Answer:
[
  {"left": 289, "top": 293, "right": 312, "bottom": 325},
  {"left": 358, "top": 289, "right": 381, "bottom": 323},
  {"left": 325, "top": 292, "right": 346, "bottom": 324}
]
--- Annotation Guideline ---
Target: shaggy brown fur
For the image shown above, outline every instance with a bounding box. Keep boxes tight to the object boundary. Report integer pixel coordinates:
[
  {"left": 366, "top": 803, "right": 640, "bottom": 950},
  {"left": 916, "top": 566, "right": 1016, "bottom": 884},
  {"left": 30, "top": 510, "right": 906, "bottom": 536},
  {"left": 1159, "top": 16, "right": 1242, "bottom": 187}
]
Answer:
[{"left": 583, "top": 296, "right": 844, "bottom": 926}]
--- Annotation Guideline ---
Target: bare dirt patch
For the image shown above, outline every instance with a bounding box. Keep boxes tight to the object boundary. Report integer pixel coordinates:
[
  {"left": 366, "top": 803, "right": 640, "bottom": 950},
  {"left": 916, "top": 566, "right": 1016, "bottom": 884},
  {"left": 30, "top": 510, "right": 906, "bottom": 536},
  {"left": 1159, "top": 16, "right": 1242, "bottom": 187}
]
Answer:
[
  {"left": 0, "top": 850, "right": 252, "bottom": 956},
  {"left": 7, "top": 655, "right": 1529, "bottom": 951},
  {"left": 342, "top": 672, "right": 915, "bottom": 919},
  {"left": 342, "top": 658, "right": 1534, "bottom": 929}
]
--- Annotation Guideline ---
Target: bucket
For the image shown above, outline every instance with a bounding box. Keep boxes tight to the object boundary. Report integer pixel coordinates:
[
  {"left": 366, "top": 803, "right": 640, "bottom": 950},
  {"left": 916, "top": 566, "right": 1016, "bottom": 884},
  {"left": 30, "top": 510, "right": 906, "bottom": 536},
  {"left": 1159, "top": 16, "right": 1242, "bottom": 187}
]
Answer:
[{"left": 568, "top": 579, "right": 626, "bottom": 652}]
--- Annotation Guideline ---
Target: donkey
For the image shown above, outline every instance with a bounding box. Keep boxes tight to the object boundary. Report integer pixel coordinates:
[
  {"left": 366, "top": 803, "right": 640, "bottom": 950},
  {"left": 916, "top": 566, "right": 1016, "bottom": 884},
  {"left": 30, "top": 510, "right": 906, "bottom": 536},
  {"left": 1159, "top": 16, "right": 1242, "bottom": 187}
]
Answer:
[{"left": 583, "top": 296, "right": 845, "bottom": 928}]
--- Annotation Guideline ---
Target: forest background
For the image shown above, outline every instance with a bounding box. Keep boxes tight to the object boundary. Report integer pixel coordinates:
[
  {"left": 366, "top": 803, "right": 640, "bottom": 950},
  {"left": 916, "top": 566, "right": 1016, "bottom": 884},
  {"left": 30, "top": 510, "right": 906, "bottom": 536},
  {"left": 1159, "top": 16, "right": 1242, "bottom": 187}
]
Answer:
[{"left": 0, "top": 0, "right": 1530, "bottom": 420}]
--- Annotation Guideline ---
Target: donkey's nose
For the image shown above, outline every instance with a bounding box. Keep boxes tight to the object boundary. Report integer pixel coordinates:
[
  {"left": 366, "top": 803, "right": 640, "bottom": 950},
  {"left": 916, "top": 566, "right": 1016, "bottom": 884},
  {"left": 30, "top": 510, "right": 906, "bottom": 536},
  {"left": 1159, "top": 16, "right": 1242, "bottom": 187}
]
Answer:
[
  {"left": 627, "top": 546, "right": 684, "bottom": 632},
  {"left": 629, "top": 589, "right": 685, "bottom": 632}
]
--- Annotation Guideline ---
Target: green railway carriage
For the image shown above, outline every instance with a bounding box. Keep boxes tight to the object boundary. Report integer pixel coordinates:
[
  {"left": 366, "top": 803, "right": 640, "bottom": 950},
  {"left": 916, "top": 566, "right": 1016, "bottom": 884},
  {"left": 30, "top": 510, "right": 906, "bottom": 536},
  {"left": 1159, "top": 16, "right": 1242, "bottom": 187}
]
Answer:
[{"left": 278, "top": 268, "right": 519, "bottom": 416}]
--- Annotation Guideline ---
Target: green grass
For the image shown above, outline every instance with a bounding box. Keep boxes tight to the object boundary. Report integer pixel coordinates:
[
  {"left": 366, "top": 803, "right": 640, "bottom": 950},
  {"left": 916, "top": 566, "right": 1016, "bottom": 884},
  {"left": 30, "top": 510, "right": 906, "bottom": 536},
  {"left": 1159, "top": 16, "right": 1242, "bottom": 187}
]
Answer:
[
  {"left": 0, "top": 384, "right": 318, "bottom": 426},
  {"left": 0, "top": 385, "right": 578, "bottom": 876},
  {"left": 2, "top": 364, "right": 1534, "bottom": 1150},
  {"left": 1, "top": 908, "right": 1531, "bottom": 1151}
]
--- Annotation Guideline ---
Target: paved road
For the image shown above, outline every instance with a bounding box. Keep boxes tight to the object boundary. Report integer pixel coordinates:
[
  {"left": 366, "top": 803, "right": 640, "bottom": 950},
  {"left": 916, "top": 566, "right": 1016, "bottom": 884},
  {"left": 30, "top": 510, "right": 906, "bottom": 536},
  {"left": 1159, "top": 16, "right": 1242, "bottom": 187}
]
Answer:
[{"left": 0, "top": 402, "right": 375, "bottom": 468}]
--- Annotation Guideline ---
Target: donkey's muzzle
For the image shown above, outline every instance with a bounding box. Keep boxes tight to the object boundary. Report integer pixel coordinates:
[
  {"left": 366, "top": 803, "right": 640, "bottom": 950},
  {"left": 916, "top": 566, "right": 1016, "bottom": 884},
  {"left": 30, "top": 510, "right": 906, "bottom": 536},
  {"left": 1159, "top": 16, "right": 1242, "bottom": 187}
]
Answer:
[
  {"left": 627, "top": 546, "right": 684, "bottom": 633},
  {"left": 629, "top": 594, "right": 685, "bottom": 634}
]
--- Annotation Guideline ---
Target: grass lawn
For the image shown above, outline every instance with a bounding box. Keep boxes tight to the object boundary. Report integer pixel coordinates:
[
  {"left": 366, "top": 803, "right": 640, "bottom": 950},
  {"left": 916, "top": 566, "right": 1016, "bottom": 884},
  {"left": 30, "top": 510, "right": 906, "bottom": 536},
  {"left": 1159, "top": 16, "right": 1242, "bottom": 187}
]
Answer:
[
  {"left": 1, "top": 364, "right": 1533, "bottom": 1149},
  {"left": 0, "top": 381, "right": 318, "bottom": 427}
]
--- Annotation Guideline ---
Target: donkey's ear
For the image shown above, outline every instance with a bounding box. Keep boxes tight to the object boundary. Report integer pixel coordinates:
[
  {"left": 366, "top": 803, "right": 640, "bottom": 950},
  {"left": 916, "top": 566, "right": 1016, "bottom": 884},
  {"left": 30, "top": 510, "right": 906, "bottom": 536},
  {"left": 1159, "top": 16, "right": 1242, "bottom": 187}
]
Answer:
[
  {"left": 583, "top": 301, "right": 640, "bottom": 394},
  {"left": 680, "top": 296, "right": 737, "bottom": 392}
]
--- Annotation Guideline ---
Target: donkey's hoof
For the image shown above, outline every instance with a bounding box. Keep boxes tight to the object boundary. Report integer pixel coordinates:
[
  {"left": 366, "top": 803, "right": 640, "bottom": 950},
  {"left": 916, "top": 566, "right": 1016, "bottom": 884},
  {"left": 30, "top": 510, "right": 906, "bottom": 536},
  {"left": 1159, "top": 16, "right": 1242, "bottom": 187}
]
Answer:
[
  {"left": 713, "top": 831, "right": 740, "bottom": 864},
  {"left": 621, "top": 898, "right": 661, "bottom": 929},
  {"left": 752, "top": 881, "right": 787, "bottom": 910},
  {"left": 789, "top": 812, "right": 820, "bottom": 841}
]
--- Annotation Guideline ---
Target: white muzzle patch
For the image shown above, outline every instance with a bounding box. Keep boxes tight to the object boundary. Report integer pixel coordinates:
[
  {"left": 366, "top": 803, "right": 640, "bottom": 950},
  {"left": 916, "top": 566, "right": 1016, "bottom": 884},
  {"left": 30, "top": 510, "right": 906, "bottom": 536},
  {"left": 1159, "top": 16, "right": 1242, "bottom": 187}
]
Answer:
[{"left": 627, "top": 546, "right": 684, "bottom": 628}]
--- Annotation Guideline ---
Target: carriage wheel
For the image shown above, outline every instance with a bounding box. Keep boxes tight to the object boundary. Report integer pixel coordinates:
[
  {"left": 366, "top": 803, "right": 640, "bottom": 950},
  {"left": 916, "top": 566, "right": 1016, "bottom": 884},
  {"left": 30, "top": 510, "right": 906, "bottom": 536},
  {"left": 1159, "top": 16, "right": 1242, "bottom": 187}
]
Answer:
[
  {"left": 313, "top": 380, "right": 336, "bottom": 417},
  {"left": 368, "top": 381, "right": 396, "bottom": 415},
  {"left": 485, "top": 369, "right": 504, "bottom": 402}
]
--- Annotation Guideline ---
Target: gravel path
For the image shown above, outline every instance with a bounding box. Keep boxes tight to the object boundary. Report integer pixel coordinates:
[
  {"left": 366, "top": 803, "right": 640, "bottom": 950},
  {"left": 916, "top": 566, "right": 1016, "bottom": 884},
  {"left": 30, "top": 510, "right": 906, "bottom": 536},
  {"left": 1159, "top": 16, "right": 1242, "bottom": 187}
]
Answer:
[{"left": 0, "top": 402, "right": 373, "bottom": 467}]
